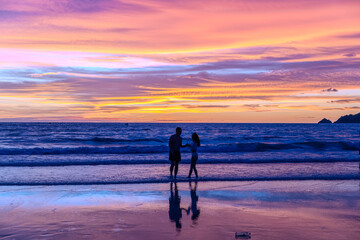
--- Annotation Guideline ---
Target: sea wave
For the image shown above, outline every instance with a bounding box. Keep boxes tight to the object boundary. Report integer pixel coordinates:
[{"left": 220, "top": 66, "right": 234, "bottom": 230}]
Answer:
[
  {"left": 0, "top": 141, "right": 357, "bottom": 155},
  {"left": 42, "top": 137, "right": 165, "bottom": 143},
  {"left": 0, "top": 174, "right": 359, "bottom": 186},
  {"left": 0, "top": 156, "right": 357, "bottom": 167}
]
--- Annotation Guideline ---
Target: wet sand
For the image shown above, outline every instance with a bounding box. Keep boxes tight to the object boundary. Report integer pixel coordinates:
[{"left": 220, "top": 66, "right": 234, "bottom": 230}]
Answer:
[{"left": 0, "top": 180, "right": 359, "bottom": 240}]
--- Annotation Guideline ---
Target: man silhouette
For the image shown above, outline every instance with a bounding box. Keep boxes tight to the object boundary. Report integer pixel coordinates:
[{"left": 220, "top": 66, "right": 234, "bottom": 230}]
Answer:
[{"left": 169, "top": 127, "right": 187, "bottom": 178}]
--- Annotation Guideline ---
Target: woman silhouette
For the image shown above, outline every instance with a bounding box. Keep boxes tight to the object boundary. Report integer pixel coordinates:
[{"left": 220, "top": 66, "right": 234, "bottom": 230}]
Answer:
[{"left": 187, "top": 133, "right": 200, "bottom": 178}]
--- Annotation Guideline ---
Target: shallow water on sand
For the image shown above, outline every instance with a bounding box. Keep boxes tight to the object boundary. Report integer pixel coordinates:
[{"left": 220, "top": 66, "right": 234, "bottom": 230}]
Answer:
[
  {"left": 0, "top": 162, "right": 359, "bottom": 185},
  {"left": 0, "top": 181, "right": 359, "bottom": 240}
]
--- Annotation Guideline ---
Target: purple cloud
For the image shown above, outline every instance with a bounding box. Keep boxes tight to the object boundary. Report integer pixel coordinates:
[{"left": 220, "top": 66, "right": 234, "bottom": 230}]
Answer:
[
  {"left": 0, "top": 9, "right": 40, "bottom": 20},
  {"left": 336, "top": 32, "right": 360, "bottom": 39},
  {"left": 46, "top": 0, "right": 155, "bottom": 13},
  {"left": 322, "top": 88, "right": 338, "bottom": 92},
  {"left": 343, "top": 53, "right": 356, "bottom": 57},
  {"left": 330, "top": 98, "right": 360, "bottom": 104}
]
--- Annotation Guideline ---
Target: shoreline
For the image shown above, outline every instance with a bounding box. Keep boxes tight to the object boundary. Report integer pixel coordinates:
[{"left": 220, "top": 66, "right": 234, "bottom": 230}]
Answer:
[
  {"left": 0, "top": 162, "right": 359, "bottom": 186},
  {"left": 1, "top": 175, "right": 360, "bottom": 186}
]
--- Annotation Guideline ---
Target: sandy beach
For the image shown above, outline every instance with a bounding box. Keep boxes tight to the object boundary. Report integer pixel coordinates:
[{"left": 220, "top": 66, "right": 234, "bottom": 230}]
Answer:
[{"left": 0, "top": 180, "right": 359, "bottom": 240}]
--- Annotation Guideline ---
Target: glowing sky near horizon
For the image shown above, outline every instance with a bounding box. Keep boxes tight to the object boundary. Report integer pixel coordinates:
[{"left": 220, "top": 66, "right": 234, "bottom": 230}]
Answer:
[{"left": 0, "top": 0, "right": 359, "bottom": 122}]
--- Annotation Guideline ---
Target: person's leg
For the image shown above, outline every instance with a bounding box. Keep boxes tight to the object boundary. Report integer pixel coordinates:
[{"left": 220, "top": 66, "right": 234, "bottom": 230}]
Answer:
[
  {"left": 188, "top": 155, "right": 196, "bottom": 178},
  {"left": 169, "top": 151, "right": 174, "bottom": 177},
  {"left": 194, "top": 163, "right": 198, "bottom": 178},
  {"left": 174, "top": 151, "right": 180, "bottom": 179},
  {"left": 174, "top": 162, "right": 179, "bottom": 178},
  {"left": 188, "top": 164, "right": 193, "bottom": 178},
  {"left": 170, "top": 162, "right": 174, "bottom": 177}
]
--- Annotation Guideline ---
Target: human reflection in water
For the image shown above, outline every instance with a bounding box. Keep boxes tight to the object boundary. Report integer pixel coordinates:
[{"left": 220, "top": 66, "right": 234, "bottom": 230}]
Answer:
[
  {"left": 169, "top": 182, "right": 188, "bottom": 230},
  {"left": 188, "top": 181, "right": 200, "bottom": 223}
]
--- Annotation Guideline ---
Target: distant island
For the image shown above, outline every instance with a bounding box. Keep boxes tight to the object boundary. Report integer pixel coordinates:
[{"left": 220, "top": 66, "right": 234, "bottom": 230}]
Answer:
[
  {"left": 334, "top": 112, "right": 360, "bottom": 123},
  {"left": 318, "top": 112, "right": 360, "bottom": 123},
  {"left": 318, "top": 118, "right": 332, "bottom": 124}
]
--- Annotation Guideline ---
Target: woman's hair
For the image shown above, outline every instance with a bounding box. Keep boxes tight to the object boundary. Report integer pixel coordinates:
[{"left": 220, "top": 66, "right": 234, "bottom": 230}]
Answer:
[{"left": 192, "top": 132, "right": 200, "bottom": 147}]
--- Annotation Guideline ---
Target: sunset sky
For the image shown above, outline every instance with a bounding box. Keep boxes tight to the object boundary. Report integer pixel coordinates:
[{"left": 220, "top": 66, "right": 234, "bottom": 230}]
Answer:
[{"left": 0, "top": 0, "right": 359, "bottom": 122}]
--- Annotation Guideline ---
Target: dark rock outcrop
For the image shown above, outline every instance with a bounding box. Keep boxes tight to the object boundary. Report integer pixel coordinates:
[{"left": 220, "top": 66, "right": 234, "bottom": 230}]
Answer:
[
  {"left": 318, "top": 118, "right": 332, "bottom": 124},
  {"left": 334, "top": 112, "right": 360, "bottom": 123}
]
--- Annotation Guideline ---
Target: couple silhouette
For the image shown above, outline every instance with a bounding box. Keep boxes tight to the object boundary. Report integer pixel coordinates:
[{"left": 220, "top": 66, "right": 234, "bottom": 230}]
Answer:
[{"left": 169, "top": 127, "right": 200, "bottom": 179}]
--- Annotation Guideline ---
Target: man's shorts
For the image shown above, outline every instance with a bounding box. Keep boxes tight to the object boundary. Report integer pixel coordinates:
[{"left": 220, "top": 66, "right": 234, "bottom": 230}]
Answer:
[{"left": 169, "top": 150, "right": 181, "bottom": 163}]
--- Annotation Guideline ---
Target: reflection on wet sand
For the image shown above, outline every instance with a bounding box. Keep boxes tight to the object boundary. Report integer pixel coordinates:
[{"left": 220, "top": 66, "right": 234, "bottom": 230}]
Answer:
[
  {"left": 168, "top": 181, "right": 201, "bottom": 230},
  {"left": 168, "top": 182, "right": 186, "bottom": 230},
  {"left": 0, "top": 181, "right": 358, "bottom": 239},
  {"left": 188, "top": 181, "right": 200, "bottom": 223}
]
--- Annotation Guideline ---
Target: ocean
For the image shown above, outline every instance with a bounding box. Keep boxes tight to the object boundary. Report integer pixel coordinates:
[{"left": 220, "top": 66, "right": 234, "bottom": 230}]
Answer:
[{"left": 0, "top": 123, "right": 359, "bottom": 185}]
